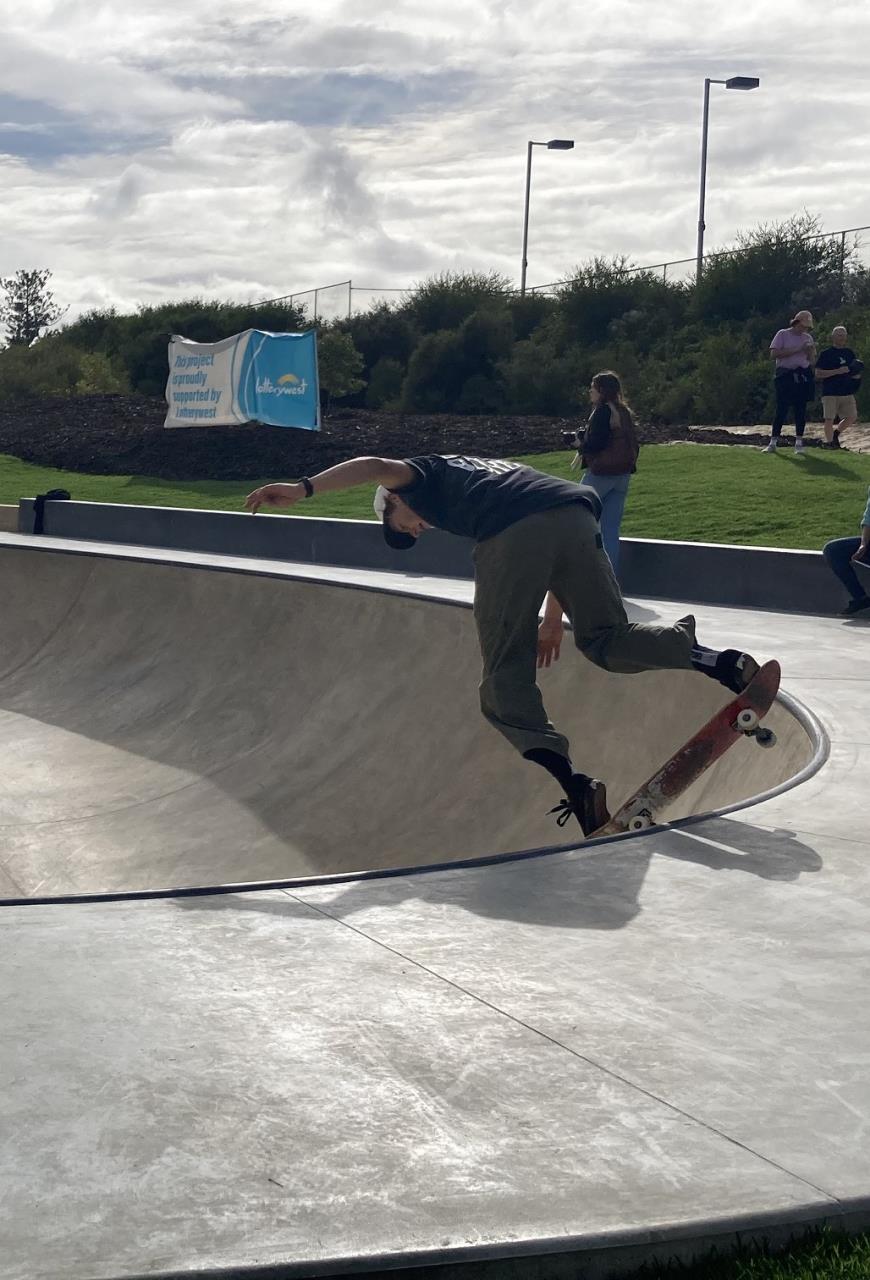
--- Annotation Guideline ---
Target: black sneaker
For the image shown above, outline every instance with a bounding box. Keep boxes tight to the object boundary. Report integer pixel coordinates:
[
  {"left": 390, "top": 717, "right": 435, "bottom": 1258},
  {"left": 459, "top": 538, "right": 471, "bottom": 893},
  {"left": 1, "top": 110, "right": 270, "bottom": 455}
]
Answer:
[
  {"left": 840, "top": 595, "right": 870, "bottom": 616},
  {"left": 549, "top": 774, "right": 610, "bottom": 837},
  {"left": 713, "top": 649, "right": 761, "bottom": 694},
  {"left": 832, "top": 428, "right": 842, "bottom": 449}
]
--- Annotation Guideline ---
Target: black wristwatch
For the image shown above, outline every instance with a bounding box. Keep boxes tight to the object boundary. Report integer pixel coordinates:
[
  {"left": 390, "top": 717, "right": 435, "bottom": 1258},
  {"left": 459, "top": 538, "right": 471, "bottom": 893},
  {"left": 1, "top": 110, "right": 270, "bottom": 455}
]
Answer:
[{"left": 300, "top": 476, "right": 314, "bottom": 498}]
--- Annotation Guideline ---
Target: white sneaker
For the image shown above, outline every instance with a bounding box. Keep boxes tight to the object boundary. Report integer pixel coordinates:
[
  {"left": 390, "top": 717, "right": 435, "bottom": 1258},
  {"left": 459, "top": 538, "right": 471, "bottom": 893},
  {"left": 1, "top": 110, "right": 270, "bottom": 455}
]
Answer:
[
  {"left": 795, "top": 439, "right": 806, "bottom": 456},
  {"left": 763, "top": 439, "right": 778, "bottom": 453}
]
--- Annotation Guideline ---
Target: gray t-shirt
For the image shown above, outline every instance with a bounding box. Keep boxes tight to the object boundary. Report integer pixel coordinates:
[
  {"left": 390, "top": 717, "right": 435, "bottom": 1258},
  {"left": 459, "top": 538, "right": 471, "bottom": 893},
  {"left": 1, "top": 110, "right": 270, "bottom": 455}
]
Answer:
[{"left": 394, "top": 455, "right": 601, "bottom": 542}]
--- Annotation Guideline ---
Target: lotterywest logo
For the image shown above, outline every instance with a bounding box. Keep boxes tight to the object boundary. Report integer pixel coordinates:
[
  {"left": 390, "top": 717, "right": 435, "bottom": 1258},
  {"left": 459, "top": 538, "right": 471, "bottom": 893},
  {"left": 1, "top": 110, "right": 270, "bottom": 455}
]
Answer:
[{"left": 256, "top": 372, "right": 309, "bottom": 397}]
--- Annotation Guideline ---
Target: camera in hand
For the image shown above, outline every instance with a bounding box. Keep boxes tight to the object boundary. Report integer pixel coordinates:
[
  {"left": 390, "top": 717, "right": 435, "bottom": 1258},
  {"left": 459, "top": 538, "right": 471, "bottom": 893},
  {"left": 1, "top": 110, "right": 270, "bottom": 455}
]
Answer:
[{"left": 560, "top": 428, "right": 584, "bottom": 449}]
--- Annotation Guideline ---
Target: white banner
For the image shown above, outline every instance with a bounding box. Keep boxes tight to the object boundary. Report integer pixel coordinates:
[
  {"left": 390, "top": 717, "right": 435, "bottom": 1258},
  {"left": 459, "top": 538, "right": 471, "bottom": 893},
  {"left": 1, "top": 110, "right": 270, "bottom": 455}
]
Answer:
[
  {"left": 165, "top": 332, "right": 249, "bottom": 428},
  {"left": 164, "top": 330, "right": 320, "bottom": 430}
]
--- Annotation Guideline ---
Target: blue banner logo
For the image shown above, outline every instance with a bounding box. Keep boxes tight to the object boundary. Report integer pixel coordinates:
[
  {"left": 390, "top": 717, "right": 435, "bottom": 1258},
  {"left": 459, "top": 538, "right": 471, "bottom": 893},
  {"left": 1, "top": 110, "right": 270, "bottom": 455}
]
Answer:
[{"left": 237, "top": 330, "right": 320, "bottom": 430}]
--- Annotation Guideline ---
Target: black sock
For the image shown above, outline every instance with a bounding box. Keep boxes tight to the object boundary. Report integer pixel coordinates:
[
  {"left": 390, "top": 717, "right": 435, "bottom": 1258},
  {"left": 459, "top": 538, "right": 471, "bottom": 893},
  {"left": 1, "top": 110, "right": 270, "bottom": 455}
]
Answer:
[{"left": 523, "top": 748, "right": 575, "bottom": 790}]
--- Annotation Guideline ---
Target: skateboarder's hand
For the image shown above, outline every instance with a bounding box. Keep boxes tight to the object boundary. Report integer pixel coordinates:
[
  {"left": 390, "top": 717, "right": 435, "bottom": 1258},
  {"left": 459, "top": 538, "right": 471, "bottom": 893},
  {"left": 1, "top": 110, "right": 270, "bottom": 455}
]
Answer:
[
  {"left": 852, "top": 544, "right": 870, "bottom": 565},
  {"left": 537, "top": 619, "right": 563, "bottom": 668},
  {"left": 245, "top": 483, "right": 303, "bottom": 513}
]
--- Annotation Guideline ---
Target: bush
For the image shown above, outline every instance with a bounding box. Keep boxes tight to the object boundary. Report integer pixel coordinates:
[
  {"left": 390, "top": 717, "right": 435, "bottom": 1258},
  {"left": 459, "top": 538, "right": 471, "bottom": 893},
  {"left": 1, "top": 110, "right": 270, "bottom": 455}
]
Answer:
[
  {"left": 694, "top": 332, "right": 768, "bottom": 424},
  {"left": 695, "top": 213, "right": 851, "bottom": 325},
  {"left": 344, "top": 303, "right": 416, "bottom": 376},
  {"left": 317, "top": 329, "right": 365, "bottom": 407},
  {"left": 400, "top": 330, "right": 465, "bottom": 412},
  {"left": 401, "top": 270, "right": 512, "bottom": 334},
  {"left": 554, "top": 257, "right": 686, "bottom": 352},
  {"left": 365, "top": 357, "right": 404, "bottom": 410},
  {"left": 499, "top": 336, "right": 587, "bottom": 416},
  {"left": 456, "top": 374, "right": 503, "bottom": 414},
  {"left": 0, "top": 337, "right": 127, "bottom": 398}
]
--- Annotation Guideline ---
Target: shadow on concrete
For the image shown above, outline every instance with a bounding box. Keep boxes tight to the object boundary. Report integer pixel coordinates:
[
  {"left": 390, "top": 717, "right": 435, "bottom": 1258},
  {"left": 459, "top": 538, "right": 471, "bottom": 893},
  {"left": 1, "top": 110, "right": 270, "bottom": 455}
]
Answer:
[{"left": 174, "top": 817, "right": 822, "bottom": 935}]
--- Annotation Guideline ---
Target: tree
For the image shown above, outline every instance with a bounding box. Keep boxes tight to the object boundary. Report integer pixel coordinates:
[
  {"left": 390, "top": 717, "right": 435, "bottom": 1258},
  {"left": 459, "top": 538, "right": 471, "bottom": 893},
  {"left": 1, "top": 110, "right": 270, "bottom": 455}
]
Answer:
[
  {"left": 0, "top": 269, "right": 65, "bottom": 346},
  {"left": 400, "top": 329, "right": 465, "bottom": 412},
  {"left": 316, "top": 329, "right": 365, "bottom": 410},
  {"left": 365, "top": 357, "right": 404, "bottom": 409},
  {"left": 344, "top": 302, "right": 416, "bottom": 376},
  {"left": 554, "top": 257, "right": 685, "bottom": 351},
  {"left": 401, "top": 270, "right": 513, "bottom": 334},
  {"left": 694, "top": 214, "right": 852, "bottom": 324},
  {"left": 0, "top": 335, "right": 128, "bottom": 398}
]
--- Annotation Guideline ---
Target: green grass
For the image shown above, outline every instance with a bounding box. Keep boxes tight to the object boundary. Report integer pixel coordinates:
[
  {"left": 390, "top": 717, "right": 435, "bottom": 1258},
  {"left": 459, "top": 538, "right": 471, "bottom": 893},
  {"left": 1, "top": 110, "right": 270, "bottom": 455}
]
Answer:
[
  {"left": 637, "top": 1228, "right": 870, "bottom": 1278},
  {"left": 2, "top": 443, "right": 869, "bottom": 550}
]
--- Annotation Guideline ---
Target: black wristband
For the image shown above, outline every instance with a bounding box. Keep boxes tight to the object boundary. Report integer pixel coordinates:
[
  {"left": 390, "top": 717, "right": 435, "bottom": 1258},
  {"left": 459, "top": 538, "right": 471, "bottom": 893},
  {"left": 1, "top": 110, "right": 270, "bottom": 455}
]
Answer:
[{"left": 300, "top": 476, "right": 314, "bottom": 498}]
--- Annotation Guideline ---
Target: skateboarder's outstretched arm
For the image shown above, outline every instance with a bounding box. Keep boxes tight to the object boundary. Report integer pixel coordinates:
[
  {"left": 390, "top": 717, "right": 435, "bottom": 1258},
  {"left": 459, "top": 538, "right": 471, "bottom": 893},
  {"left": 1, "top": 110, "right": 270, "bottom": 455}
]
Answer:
[{"left": 245, "top": 457, "right": 415, "bottom": 513}]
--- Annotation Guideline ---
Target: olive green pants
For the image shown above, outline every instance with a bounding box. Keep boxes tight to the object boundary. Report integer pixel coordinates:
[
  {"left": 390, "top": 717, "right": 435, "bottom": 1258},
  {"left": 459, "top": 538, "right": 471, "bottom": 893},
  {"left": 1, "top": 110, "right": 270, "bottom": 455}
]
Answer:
[{"left": 472, "top": 503, "right": 694, "bottom": 761}]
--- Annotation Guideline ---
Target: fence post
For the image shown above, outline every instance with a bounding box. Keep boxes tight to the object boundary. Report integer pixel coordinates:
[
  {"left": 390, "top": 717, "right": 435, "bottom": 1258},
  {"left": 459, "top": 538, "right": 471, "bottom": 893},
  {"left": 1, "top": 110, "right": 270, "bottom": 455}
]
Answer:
[
  {"left": 313, "top": 289, "right": 319, "bottom": 323},
  {"left": 840, "top": 231, "right": 847, "bottom": 304}
]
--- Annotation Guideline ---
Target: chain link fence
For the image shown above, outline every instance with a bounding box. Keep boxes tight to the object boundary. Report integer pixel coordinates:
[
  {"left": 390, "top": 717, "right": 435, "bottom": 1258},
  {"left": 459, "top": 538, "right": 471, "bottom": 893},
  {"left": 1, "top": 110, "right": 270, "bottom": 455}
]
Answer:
[
  {"left": 259, "top": 224, "right": 869, "bottom": 317},
  {"left": 530, "top": 225, "right": 870, "bottom": 293}
]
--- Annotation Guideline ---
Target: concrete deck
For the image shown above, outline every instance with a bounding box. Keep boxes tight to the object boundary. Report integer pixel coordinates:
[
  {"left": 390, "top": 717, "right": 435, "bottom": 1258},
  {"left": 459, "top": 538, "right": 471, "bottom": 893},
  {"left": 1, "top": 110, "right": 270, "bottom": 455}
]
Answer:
[{"left": 0, "top": 534, "right": 868, "bottom": 1280}]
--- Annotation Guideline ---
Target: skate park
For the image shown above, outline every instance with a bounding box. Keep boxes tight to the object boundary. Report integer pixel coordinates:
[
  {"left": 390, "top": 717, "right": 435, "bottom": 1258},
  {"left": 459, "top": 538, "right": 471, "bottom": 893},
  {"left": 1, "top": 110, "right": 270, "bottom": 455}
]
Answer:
[{"left": 1, "top": 500, "right": 868, "bottom": 1280}]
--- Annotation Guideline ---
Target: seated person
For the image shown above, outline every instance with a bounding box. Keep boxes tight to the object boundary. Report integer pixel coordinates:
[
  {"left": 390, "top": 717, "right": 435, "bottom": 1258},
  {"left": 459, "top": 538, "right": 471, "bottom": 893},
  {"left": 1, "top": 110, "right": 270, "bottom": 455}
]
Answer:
[{"left": 822, "top": 485, "right": 870, "bottom": 614}]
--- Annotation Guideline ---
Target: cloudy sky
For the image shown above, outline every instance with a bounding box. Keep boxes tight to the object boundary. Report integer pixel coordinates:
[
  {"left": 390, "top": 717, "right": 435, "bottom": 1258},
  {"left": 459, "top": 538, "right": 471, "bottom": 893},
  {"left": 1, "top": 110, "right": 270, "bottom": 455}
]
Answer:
[{"left": 1, "top": 0, "right": 868, "bottom": 323}]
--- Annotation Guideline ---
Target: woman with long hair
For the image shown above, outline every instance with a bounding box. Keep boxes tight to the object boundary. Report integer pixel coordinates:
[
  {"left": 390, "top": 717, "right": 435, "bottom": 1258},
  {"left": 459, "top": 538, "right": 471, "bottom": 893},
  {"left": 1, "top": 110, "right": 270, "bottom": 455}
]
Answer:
[
  {"left": 537, "top": 370, "right": 640, "bottom": 670},
  {"left": 575, "top": 370, "right": 639, "bottom": 574}
]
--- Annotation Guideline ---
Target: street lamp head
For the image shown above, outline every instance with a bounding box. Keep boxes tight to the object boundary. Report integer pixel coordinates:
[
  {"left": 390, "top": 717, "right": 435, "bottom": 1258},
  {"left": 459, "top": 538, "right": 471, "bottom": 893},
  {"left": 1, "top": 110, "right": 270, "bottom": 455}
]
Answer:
[
  {"left": 546, "top": 139, "right": 574, "bottom": 149},
  {"left": 725, "top": 76, "right": 760, "bottom": 90}
]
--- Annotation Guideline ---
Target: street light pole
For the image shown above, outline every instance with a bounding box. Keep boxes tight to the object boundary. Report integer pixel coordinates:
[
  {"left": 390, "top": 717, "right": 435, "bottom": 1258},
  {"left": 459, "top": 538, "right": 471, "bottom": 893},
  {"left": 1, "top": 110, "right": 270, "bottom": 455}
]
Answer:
[
  {"left": 695, "top": 75, "right": 759, "bottom": 282},
  {"left": 520, "top": 138, "right": 574, "bottom": 297},
  {"left": 520, "top": 141, "right": 534, "bottom": 297},
  {"left": 696, "top": 77, "right": 713, "bottom": 284}
]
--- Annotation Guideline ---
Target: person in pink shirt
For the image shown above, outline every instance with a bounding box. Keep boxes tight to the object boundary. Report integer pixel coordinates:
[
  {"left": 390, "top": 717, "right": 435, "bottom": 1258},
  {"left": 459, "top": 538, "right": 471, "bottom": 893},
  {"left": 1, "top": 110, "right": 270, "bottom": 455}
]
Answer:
[{"left": 763, "top": 310, "right": 817, "bottom": 455}]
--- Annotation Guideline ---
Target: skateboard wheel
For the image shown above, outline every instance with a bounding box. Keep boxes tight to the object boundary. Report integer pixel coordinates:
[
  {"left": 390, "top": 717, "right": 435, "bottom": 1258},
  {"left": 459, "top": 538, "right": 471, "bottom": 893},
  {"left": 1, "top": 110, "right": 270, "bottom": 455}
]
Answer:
[
  {"left": 736, "top": 708, "right": 759, "bottom": 732},
  {"left": 755, "top": 727, "right": 777, "bottom": 748},
  {"left": 628, "top": 812, "right": 653, "bottom": 832}
]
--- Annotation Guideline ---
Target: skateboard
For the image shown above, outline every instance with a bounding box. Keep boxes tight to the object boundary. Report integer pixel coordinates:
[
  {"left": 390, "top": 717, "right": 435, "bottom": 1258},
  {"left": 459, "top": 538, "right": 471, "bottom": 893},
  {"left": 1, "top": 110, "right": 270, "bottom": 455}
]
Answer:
[{"left": 592, "top": 660, "right": 781, "bottom": 837}]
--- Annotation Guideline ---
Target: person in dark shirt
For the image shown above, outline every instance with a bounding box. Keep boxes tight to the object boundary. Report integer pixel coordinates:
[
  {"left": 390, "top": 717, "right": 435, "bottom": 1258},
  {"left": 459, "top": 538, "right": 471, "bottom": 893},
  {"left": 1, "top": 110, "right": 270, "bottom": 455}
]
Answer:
[
  {"left": 815, "top": 326, "right": 863, "bottom": 448},
  {"left": 246, "top": 455, "right": 761, "bottom": 836}
]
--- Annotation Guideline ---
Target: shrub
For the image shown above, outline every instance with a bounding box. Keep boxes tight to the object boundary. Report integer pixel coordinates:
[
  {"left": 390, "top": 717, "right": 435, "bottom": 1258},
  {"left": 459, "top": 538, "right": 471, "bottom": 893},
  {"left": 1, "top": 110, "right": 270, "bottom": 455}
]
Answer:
[
  {"left": 0, "top": 336, "right": 128, "bottom": 398},
  {"left": 401, "top": 270, "right": 512, "bottom": 335},
  {"left": 365, "top": 357, "right": 404, "bottom": 409}
]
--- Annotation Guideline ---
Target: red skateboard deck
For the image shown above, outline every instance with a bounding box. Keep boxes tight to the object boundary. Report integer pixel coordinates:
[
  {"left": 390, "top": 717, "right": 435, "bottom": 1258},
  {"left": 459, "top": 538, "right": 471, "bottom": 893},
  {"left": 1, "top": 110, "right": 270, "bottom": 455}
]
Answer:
[{"left": 592, "top": 660, "right": 781, "bottom": 837}]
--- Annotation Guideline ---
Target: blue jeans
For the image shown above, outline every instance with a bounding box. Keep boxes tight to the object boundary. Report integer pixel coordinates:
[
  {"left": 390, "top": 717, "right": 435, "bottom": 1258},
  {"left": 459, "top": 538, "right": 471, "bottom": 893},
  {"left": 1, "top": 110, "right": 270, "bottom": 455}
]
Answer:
[
  {"left": 581, "top": 471, "right": 631, "bottom": 573},
  {"left": 822, "top": 536, "right": 864, "bottom": 600}
]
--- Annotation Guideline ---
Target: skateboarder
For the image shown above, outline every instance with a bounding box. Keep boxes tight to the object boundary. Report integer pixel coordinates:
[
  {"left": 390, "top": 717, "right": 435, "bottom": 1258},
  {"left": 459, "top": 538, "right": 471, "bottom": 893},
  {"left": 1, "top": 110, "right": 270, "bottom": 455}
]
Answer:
[{"left": 246, "top": 455, "right": 761, "bottom": 835}]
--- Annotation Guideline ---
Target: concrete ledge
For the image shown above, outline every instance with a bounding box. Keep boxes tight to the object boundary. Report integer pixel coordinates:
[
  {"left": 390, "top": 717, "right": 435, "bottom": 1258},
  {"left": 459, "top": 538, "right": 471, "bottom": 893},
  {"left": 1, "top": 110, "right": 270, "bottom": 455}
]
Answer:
[
  {"left": 17, "top": 498, "right": 842, "bottom": 614},
  {"left": 18, "top": 497, "right": 475, "bottom": 578},
  {"left": 619, "top": 536, "right": 843, "bottom": 615}
]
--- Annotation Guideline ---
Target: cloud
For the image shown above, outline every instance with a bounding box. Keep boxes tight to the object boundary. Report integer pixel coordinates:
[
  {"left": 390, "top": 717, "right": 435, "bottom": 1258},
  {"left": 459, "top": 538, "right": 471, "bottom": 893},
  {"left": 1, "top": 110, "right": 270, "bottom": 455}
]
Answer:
[{"left": 1, "top": 0, "right": 869, "bottom": 319}]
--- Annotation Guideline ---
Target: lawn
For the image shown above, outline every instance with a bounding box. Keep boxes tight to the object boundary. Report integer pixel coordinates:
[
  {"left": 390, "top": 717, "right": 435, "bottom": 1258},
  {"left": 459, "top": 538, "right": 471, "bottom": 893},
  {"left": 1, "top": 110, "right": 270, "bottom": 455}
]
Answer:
[
  {"left": 2, "top": 443, "right": 869, "bottom": 549},
  {"left": 639, "top": 1228, "right": 870, "bottom": 1279}
]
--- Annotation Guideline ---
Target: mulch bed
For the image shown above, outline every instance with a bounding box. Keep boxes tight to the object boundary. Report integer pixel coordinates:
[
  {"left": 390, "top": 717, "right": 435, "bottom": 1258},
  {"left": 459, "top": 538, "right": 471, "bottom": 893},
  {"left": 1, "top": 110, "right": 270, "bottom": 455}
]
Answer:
[{"left": 0, "top": 395, "right": 774, "bottom": 482}]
